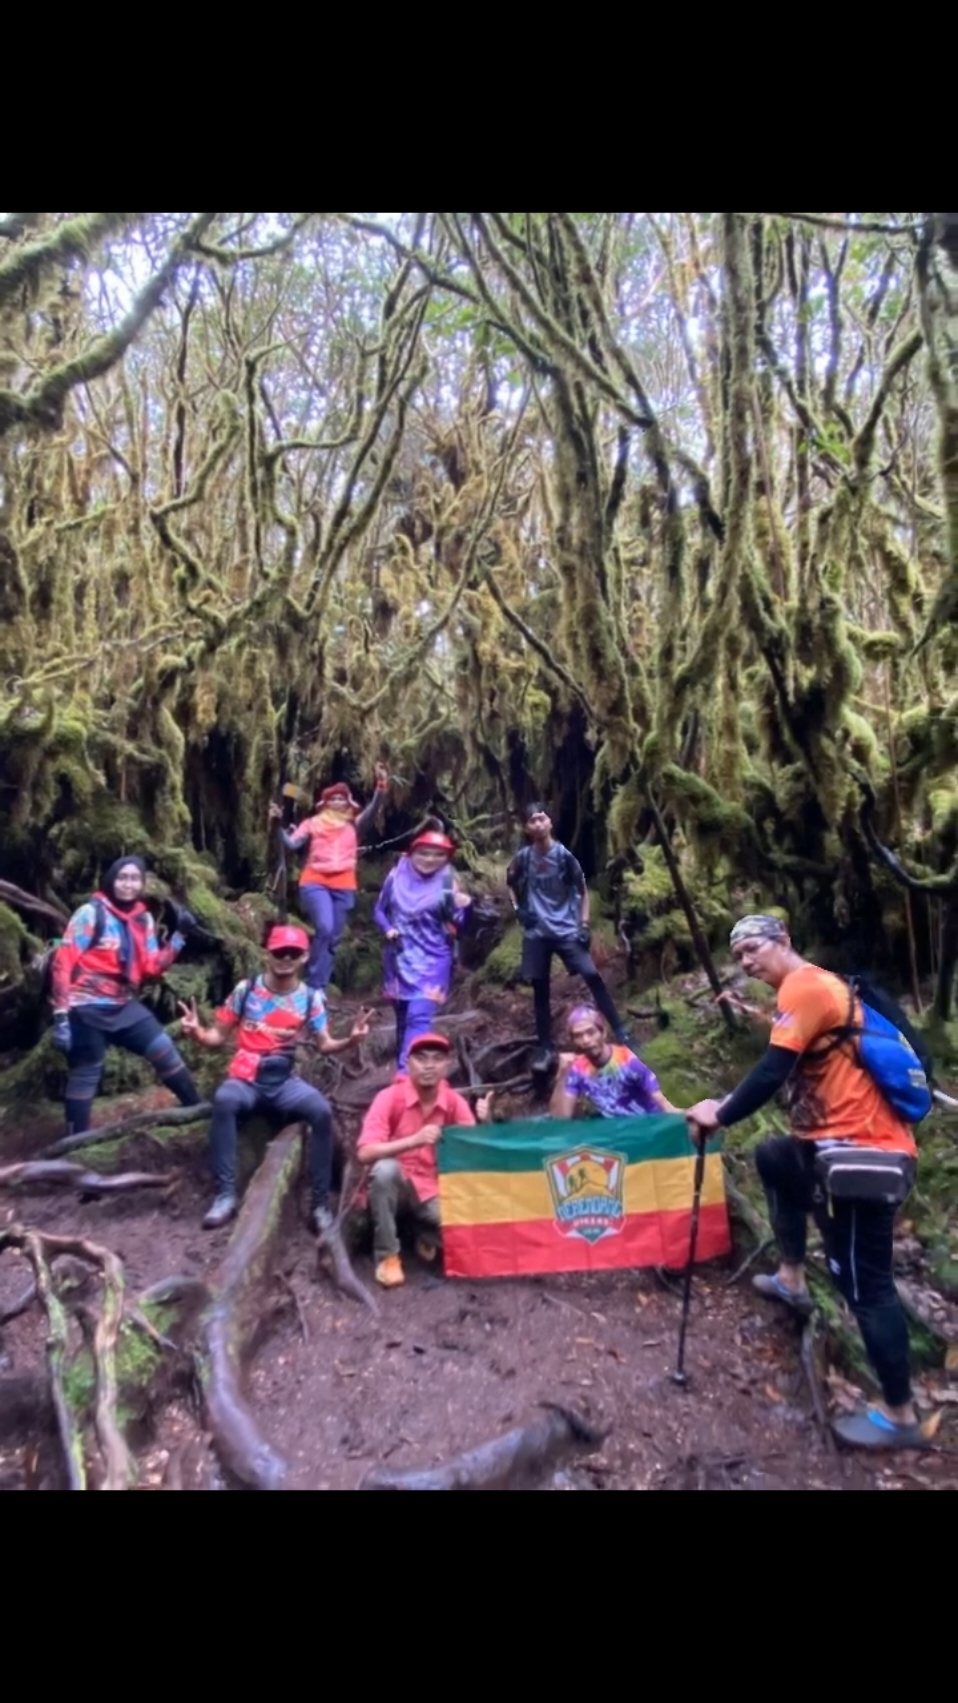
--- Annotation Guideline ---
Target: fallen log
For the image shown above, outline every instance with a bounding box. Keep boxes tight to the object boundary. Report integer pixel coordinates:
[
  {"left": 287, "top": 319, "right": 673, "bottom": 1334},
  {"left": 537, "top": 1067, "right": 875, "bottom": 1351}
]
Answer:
[
  {"left": 0, "top": 1161, "right": 177, "bottom": 1197},
  {"left": 200, "top": 1125, "right": 303, "bottom": 1491},
  {"left": 360, "top": 1404, "right": 609, "bottom": 1492},
  {"left": 44, "top": 1103, "right": 212, "bottom": 1159}
]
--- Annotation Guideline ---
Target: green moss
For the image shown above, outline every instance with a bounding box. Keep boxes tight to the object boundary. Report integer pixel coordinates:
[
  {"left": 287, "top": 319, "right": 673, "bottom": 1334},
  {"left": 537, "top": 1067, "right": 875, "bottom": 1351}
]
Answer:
[
  {"left": 0, "top": 902, "right": 28, "bottom": 983},
  {"left": 472, "top": 923, "right": 524, "bottom": 988},
  {"left": 63, "top": 1349, "right": 96, "bottom": 1415}
]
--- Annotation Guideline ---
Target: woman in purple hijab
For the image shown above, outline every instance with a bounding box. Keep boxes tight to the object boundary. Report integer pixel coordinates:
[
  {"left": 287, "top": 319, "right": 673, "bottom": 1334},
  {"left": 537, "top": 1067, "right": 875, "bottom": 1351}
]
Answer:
[{"left": 374, "top": 830, "right": 472, "bottom": 1070}]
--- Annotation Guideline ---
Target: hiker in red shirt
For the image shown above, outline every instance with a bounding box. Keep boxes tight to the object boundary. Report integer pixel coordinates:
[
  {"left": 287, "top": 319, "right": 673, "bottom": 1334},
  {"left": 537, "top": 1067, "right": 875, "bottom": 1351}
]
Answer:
[
  {"left": 357, "top": 1033, "right": 491, "bottom": 1288},
  {"left": 51, "top": 856, "right": 201, "bottom": 1136},
  {"left": 269, "top": 762, "right": 389, "bottom": 992},
  {"left": 687, "top": 915, "right": 923, "bottom": 1452}
]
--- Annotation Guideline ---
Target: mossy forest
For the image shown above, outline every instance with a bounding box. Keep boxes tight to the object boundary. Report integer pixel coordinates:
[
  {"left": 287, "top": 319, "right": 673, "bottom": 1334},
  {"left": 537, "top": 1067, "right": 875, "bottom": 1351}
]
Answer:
[{"left": 1, "top": 213, "right": 956, "bottom": 1492}]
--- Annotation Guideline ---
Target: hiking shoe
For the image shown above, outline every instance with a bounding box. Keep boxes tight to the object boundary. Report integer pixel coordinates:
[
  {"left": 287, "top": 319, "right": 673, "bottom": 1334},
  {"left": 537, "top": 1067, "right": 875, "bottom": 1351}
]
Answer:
[
  {"left": 375, "top": 1255, "right": 406, "bottom": 1289},
  {"left": 312, "top": 1205, "right": 335, "bottom": 1239},
  {"left": 531, "top": 1047, "right": 557, "bottom": 1075},
  {"left": 752, "top": 1273, "right": 814, "bottom": 1319},
  {"left": 203, "top": 1192, "right": 238, "bottom": 1231},
  {"left": 415, "top": 1235, "right": 440, "bottom": 1266},
  {"left": 832, "top": 1408, "right": 929, "bottom": 1451}
]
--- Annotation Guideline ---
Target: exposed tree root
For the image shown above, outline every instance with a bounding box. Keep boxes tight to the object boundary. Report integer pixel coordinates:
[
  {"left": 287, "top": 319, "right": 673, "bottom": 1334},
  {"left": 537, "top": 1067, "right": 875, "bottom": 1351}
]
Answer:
[
  {"left": 0, "top": 1228, "right": 87, "bottom": 1489},
  {"left": 317, "top": 1159, "right": 379, "bottom": 1316},
  {"left": 0, "top": 1161, "right": 177, "bottom": 1198},
  {"left": 199, "top": 1125, "right": 303, "bottom": 1491},
  {"left": 360, "top": 1404, "right": 609, "bottom": 1492},
  {"left": 44, "top": 1103, "right": 212, "bottom": 1160},
  {"left": 0, "top": 879, "right": 69, "bottom": 927}
]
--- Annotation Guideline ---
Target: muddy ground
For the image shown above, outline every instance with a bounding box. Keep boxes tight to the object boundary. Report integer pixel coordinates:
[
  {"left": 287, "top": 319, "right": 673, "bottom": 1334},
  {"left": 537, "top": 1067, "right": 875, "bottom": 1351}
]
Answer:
[{"left": 2, "top": 984, "right": 957, "bottom": 1492}]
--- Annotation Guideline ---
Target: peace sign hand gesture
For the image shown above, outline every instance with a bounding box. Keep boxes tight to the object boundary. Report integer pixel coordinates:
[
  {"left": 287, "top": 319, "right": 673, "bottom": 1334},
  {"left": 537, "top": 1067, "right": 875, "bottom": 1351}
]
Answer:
[{"left": 178, "top": 999, "right": 202, "bottom": 1038}]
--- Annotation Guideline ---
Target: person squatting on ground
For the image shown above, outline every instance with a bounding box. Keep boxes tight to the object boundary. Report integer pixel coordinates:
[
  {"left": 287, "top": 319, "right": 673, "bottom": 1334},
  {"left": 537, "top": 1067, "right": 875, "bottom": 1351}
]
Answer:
[
  {"left": 687, "top": 915, "right": 924, "bottom": 1452},
  {"left": 51, "top": 857, "right": 201, "bottom": 1135},
  {"left": 508, "top": 804, "right": 631, "bottom": 1073},
  {"left": 269, "top": 762, "right": 389, "bottom": 993},
  {"left": 180, "top": 924, "right": 371, "bottom": 1232},
  {"left": 375, "top": 829, "right": 472, "bottom": 1071},
  {"left": 550, "top": 1007, "right": 680, "bottom": 1119},
  {"left": 357, "top": 1033, "right": 491, "bottom": 1288}
]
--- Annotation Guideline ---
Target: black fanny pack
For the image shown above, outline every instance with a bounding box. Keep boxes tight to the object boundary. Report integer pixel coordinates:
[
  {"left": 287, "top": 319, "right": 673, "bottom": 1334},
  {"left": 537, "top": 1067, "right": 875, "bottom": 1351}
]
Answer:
[
  {"left": 814, "top": 1145, "right": 915, "bottom": 1208},
  {"left": 256, "top": 1053, "right": 295, "bottom": 1092}
]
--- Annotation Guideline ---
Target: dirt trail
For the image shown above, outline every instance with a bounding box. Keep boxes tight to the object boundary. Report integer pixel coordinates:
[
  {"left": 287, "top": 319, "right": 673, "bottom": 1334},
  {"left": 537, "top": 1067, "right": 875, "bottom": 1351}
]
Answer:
[
  {"left": 2, "top": 984, "right": 956, "bottom": 1491},
  {"left": 3, "top": 1175, "right": 953, "bottom": 1490}
]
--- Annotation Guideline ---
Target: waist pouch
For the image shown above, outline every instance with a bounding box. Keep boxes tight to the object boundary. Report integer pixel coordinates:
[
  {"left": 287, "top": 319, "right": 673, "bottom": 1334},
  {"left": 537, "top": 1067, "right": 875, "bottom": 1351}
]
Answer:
[
  {"left": 814, "top": 1145, "right": 916, "bottom": 1208},
  {"left": 255, "top": 1053, "right": 295, "bottom": 1092}
]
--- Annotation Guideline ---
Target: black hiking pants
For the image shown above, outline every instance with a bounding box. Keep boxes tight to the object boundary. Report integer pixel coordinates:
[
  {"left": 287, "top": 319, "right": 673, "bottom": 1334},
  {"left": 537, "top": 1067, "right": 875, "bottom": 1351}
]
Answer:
[
  {"left": 755, "top": 1135, "right": 915, "bottom": 1409},
  {"left": 521, "top": 935, "right": 625, "bottom": 1046}
]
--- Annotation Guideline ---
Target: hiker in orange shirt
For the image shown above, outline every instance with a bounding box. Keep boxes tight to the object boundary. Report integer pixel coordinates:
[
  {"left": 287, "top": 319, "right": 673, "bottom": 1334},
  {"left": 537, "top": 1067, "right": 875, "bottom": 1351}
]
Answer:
[
  {"left": 688, "top": 916, "right": 923, "bottom": 1452},
  {"left": 269, "top": 762, "right": 389, "bottom": 992}
]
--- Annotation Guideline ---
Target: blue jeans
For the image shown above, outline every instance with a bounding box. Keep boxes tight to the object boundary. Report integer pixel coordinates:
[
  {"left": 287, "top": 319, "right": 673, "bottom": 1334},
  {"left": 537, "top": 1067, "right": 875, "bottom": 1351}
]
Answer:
[
  {"left": 394, "top": 997, "right": 443, "bottom": 1073},
  {"left": 299, "top": 885, "right": 356, "bottom": 990},
  {"left": 65, "top": 1005, "right": 200, "bottom": 1134},
  {"left": 208, "top": 1075, "right": 334, "bottom": 1206}
]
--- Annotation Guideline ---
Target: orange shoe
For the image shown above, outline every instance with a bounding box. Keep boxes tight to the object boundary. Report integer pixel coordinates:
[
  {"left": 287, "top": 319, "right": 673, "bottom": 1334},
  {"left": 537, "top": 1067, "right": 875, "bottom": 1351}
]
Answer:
[{"left": 375, "top": 1255, "right": 405, "bottom": 1289}]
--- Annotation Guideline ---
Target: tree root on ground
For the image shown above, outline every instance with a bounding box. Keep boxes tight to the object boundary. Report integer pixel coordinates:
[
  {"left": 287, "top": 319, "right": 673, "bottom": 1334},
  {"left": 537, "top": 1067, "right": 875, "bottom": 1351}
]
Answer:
[
  {"left": 0, "top": 1161, "right": 178, "bottom": 1198},
  {"left": 43, "top": 1103, "right": 212, "bottom": 1159},
  {"left": 317, "top": 1159, "right": 379, "bottom": 1317},
  {"left": 360, "top": 1404, "right": 609, "bottom": 1492},
  {"left": 199, "top": 1124, "right": 303, "bottom": 1491}
]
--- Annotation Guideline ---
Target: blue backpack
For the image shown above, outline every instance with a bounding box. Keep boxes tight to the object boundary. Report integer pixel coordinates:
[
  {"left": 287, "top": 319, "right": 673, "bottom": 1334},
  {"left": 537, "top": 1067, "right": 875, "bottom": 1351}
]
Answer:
[{"left": 830, "top": 978, "right": 933, "bottom": 1124}]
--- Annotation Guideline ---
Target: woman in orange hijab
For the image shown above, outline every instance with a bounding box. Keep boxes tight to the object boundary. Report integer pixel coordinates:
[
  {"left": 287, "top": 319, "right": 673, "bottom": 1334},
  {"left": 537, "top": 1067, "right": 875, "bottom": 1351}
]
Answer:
[{"left": 270, "top": 763, "right": 388, "bottom": 991}]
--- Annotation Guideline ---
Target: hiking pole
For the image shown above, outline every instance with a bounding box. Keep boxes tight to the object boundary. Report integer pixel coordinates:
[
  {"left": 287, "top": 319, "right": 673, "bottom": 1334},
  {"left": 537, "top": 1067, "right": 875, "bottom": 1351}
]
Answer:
[{"left": 672, "top": 1127, "right": 708, "bottom": 1389}]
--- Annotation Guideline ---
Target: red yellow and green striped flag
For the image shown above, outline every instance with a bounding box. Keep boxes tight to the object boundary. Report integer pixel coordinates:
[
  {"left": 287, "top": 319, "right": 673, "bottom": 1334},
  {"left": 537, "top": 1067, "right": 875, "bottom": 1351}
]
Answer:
[{"left": 438, "top": 1114, "right": 730, "bottom": 1280}]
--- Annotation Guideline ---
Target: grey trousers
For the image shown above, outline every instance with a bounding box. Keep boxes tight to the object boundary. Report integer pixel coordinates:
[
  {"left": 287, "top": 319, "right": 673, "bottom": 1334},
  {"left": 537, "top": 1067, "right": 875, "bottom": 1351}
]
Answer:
[{"left": 369, "top": 1159, "right": 441, "bottom": 1260}]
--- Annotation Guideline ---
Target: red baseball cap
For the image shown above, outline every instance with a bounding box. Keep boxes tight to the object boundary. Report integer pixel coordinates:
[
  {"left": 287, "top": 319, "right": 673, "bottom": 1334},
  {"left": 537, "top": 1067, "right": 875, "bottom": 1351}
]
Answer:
[
  {"left": 411, "top": 831, "right": 456, "bottom": 854},
  {"left": 267, "top": 925, "right": 310, "bottom": 954},
  {"left": 407, "top": 1032, "right": 452, "bottom": 1056}
]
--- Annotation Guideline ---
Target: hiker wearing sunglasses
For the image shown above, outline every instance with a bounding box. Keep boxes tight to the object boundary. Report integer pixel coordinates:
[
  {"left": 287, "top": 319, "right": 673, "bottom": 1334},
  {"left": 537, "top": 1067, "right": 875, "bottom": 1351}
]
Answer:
[
  {"left": 269, "top": 761, "right": 389, "bottom": 992},
  {"left": 51, "top": 856, "right": 202, "bottom": 1136},
  {"left": 508, "top": 803, "right": 631, "bottom": 1075},
  {"left": 686, "top": 915, "right": 924, "bottom": 1452},
  {"left": 374, "top": 829, "right": 472, "bottom": 1071},
  {"left": 180, "top": 924, "right": 372, "bottom": 1232}
]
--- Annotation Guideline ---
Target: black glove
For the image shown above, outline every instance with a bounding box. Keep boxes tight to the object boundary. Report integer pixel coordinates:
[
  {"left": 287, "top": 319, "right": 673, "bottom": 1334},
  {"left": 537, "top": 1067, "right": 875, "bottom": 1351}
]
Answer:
[
  {"left": 576, "top": 924, "right": 592, "bottom": 949},
  {"left": 51, "top": 1013, "right": 72, "bottom": 1054},
  {"left": 166, "top": 902, "right": 199, "bottom": 937}
]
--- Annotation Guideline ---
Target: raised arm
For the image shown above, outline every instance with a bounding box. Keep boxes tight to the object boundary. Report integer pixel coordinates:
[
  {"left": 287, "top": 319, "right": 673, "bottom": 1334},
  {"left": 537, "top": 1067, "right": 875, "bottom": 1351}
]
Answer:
[{"left": 355, "top": 763, "right": 390, "bottom": 842}]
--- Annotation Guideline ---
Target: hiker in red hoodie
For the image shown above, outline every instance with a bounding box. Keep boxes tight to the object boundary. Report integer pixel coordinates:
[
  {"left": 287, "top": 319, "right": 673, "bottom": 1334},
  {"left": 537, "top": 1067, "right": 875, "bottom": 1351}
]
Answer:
[
  {"left": 50, "top": 857, "right": 201, "bottom": 1135},
  {"left": 269, "top": 762, "right": 389, "bottom": 992}
]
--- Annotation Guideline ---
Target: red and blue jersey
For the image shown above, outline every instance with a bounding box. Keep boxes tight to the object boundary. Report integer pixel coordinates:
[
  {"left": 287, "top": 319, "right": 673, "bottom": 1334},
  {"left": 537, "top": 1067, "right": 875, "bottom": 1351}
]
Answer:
[
  {"left": 216, "top": 977, "right": 328, "bottom": 1083},
  {"left": 52, "top": 895, "right": 183, "bottom": 1012}
]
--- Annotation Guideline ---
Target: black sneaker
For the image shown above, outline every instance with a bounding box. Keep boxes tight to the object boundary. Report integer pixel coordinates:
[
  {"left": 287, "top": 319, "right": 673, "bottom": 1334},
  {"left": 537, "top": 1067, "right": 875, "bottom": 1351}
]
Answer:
[{"left": 203, "top": 1191, "right": 238, "bottom": 1231}]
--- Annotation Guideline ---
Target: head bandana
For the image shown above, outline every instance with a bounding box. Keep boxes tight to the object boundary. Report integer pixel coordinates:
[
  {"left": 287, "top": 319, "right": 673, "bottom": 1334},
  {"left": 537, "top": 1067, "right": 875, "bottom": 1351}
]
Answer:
[
  {"left": 568, "top": 1005, "right": 605, "bottom": 1032},
  {"left": 730, "top": 914, "right": 789, "bottom": 949}
]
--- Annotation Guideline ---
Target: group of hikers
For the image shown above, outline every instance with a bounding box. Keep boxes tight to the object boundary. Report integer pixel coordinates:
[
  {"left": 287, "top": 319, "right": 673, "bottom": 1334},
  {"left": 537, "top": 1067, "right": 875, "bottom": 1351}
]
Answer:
[{"left": 47, "top": 768, "right": 936, "bottom": 1454}]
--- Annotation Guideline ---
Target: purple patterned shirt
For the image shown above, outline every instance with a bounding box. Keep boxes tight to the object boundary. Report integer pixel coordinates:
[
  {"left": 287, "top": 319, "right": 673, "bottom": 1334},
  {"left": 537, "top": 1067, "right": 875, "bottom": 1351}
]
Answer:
[{"left": 564, "top": 1046, "right": 662, "bottom": 1117}]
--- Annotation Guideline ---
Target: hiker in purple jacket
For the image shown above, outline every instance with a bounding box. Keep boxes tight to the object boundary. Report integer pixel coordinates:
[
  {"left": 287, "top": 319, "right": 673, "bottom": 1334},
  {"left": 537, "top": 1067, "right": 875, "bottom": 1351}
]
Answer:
[{"left": 374, "top": 831, "right": 472, "bottom": 1071}]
